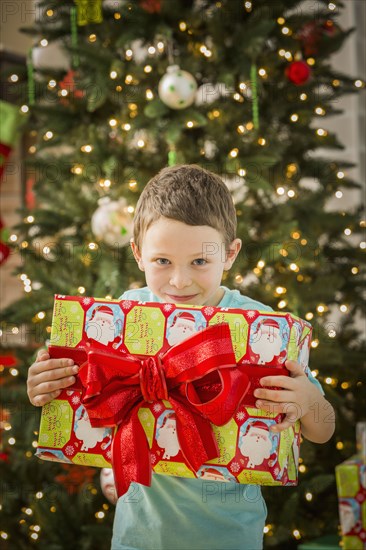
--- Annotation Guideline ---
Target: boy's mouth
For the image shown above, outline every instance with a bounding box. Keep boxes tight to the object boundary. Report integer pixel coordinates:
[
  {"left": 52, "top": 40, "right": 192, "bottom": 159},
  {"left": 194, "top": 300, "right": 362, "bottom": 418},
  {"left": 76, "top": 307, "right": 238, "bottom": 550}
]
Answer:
[{"left": 165, "top": 293, "right": 198, "bottom": 303}]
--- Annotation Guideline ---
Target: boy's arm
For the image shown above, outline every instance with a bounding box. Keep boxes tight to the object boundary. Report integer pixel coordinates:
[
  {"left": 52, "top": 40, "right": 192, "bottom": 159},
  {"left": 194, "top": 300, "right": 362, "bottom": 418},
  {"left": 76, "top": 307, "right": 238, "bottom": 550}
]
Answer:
[{"left": 255, "top": 360, "right": 335, "bottom": 444}]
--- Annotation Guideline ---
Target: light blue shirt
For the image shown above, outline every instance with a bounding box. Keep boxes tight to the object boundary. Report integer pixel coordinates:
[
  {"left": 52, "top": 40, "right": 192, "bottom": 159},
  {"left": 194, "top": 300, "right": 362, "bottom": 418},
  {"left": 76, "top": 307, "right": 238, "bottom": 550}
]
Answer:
[{"left": 111, "top": 286, "right": 322, "bottom": 550}]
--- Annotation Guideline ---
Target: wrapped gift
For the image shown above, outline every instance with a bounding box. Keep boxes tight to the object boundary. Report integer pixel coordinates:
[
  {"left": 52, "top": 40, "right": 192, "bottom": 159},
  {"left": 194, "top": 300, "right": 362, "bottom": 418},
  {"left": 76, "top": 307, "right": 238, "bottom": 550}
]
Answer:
[
  {"left": 336, "top": 456, "right": 366, "bottom": 549},
  {"left": 36, "top": 295, "right": 313, "bottom": 496}
]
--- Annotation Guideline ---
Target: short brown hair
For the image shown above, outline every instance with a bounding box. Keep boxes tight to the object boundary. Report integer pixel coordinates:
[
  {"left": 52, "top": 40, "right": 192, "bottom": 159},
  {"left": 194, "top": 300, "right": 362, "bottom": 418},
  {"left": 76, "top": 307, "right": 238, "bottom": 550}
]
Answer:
[{"left": 133, "top": 164, "right": 237, "bottom": 249}]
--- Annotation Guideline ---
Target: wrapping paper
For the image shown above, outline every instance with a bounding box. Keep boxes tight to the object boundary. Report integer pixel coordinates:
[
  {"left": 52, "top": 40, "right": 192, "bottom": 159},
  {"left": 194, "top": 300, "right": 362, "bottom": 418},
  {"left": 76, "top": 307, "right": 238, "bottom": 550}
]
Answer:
[{"left": 36, "top": 295, "right": 313, "bottom": 493}]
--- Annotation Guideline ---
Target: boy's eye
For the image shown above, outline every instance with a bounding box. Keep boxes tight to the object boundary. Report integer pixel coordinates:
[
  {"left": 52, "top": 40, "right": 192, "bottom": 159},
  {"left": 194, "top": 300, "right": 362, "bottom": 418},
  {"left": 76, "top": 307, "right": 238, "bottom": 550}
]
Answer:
[
  {"left": 193, "top": 258, "right": 207, "bottom": 266},
  {"left": 156, "top": 258, "right": 170, "bottom": 265}
]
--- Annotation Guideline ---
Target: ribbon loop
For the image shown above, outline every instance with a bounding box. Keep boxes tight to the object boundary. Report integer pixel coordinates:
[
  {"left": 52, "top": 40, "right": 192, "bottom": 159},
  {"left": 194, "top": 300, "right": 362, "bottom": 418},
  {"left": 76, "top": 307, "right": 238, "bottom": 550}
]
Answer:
[{"left": 139, "top": 356, "right": 168, "bottom": 402}]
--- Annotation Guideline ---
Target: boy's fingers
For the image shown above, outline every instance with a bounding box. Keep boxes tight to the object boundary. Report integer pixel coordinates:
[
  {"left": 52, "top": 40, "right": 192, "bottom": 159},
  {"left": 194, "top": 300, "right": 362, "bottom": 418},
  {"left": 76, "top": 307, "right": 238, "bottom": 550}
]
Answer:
[
  {"left": 32, "top": 358, "right": 75, "bottom": 374},
  {"left": 32, "top": 390, "right": 62, "bottom": 407},
  {"left": 36, "top": 348, "right": 49, "bottom": 361}
]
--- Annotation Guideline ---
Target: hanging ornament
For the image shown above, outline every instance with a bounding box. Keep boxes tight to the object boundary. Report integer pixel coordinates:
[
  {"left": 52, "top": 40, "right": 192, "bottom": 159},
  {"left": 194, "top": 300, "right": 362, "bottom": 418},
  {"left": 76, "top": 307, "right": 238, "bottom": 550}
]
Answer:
[
  {"left": 59, "top": 70, "right": 85, "bottom": 104},
  {"left": 285, "top": 61, "right": 312, "bottom": 86},
  {"left": 139, "top": 0, "right": 162, "bottom": 12},
  {"left": 250, "top": 63, "right": 259, "bottom": 129},
  {"left": 55, "top": 464, "right": 96, "bottom": 494},
  {"left": 158, "top": 65, "right": 197, "bottom": 110},
  {"left": 100, "top": 468, "right": 118, "bottom": 504},
  {"left": 297, "top": 19, "right": 342, "bottom": 58},
  {"left": 74, "top": 0, "right": 103, "bottom": 25},
  {"left": 0, "top": 100, "right": 22, "bottom": 266},
  {"left": 91, "top": 197, "right": 133, "bottom": 248}
]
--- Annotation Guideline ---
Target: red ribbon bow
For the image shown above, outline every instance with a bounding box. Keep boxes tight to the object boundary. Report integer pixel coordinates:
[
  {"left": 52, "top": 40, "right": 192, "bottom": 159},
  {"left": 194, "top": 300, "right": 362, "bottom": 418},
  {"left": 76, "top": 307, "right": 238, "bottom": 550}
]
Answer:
[{"left": 78, "top": 323, "right": 250, "bottom": 497}]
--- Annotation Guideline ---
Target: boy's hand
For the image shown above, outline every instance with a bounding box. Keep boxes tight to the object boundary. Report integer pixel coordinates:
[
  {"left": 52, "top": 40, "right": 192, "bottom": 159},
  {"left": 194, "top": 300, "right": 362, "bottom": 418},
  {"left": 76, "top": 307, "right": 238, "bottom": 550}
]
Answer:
[
  {"left": 254, "top": 360, "right": 319, "bottom": 433},
  {"left": 27, "top": 348, "right": 79, "bottom": 407}
]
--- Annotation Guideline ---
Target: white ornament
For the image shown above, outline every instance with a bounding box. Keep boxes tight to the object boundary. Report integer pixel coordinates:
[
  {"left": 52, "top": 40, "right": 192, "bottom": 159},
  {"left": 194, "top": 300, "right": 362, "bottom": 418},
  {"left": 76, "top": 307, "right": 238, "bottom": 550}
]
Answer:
[
  {"left": 100, "top": 468, "right": 118, "bottom": 505},
  {"left": 158, "top": 65, "right": 197, "bottom": 110},
  {"left": 91, "top": 197, "right": 133, "bottom": 248},
  {"left": 32, "top": 40, "right": 69, "bottom": 70}
]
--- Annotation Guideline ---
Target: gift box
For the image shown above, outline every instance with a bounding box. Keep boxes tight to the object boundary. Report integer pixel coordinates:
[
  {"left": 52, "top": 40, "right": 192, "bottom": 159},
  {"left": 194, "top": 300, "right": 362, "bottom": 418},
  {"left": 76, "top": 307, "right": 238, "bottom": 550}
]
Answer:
[
  {"left": 36, "top": 295, "right": 313, "bottom": 496},
  {"left": 335, "top": 456, "right": 366, "bottom": 549}
]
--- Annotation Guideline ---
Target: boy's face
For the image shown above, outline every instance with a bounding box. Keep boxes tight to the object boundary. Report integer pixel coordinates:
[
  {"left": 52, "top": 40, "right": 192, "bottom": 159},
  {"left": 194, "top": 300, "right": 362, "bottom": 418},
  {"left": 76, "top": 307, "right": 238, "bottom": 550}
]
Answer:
[{"left": 131, "top": 217, "right": 241, "bottom": 307}]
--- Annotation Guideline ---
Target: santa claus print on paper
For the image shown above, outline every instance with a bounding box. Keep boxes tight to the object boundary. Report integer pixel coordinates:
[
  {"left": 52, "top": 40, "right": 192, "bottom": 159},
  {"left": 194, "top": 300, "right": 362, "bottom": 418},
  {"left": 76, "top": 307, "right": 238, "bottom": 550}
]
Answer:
[
  {"left": 239, "top": 420, "right": 277, "bottom": 469},
  {"left": 249, "top": 316, "right": 289, "bottom": 365},
  {"left": 156, "top": 412, "right": 181, "bottom": 459},
  {"left": 85, "top": 303, "right": 124, "bottom": 347},
  {"left": 166, "top": 310, "right": 205, "bottom": 346}
]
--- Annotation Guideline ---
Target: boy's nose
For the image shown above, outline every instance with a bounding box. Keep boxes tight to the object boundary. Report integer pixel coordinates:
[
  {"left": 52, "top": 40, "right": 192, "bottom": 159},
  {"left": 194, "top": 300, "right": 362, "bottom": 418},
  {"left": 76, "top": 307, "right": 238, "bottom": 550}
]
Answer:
[{"left": 169, "top": 269, "right": 192, "bottom": 289}]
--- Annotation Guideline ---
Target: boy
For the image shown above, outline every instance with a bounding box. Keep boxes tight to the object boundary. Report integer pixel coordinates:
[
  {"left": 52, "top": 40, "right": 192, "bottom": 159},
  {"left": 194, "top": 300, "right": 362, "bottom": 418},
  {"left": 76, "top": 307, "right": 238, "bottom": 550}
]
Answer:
[{"left": 27, "top": 164, "right": 335, "bottom": 550}]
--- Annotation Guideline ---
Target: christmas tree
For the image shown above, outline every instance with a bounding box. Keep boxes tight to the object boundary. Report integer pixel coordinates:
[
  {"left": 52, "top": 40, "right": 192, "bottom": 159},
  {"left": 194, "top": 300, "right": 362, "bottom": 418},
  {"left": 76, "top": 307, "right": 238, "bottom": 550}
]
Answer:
[{"left": 1, "top": 0, "right": 365, "bottom": 548}]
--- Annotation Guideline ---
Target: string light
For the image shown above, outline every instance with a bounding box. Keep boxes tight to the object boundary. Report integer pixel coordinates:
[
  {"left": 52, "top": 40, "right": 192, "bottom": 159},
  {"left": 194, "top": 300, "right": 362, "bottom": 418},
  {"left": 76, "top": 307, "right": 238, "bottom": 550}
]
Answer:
[
  {"left": 109, "top": 118, "right": 117, "bottom": 127},
  {"left": 110, "top": 71, "right": 118, "bottom": 79},
  {"left": 300, "top": 93, "right": 307, "bottom": 101},
  {"left": 238, "top": 168, "right": 246, "bottom": 177},
  {"left": 337, "top": 171, "right": 345, "bottom": 179},
  {"left": 311, "top": 339, "right": 319, "bottom": 348},
  {"left": 293, "top": 530, "right": 301, "bottom": 540},
  {"left": 340, "top": 304, "right": 348, "bottom": 313},
  {"left": 305, "top": 493, "right": 313, "bottom": 501},
  {"left": 144, "top": 65, "right": 152, "bottom": 73},
  {"left": 258, "top": 138, "right": 266, "bottom": 146},
  {"left": 287, "top": 189, "right": 295, "bottom": 198},
  {"left": 344, "top": 228, "right": 352, "bottom": 236},
  {"left": 278, "top": 300, "right": 287, "bottom": 309},
  {"left": 336, "top": 441, "right": 344, "bottom": 450},
  {"left": 299, "top": 464, "right": 307, "bottom": 473},
  {"left": 258, "top": 68, "right": 267, "bottom": 77},
  {"left": 360, "top": 242, "right": 366, "bottom": 249},
  {"left": 354, "top": 80, "right": 365, "bottom": 88},
  {"left": 114, "top": 12, "right": 121, "bottom": 20},
  {"left": 351, "top": 267, "right": 359, "bottom": 275},
  {"left": 78, "top": 286, "right": 86, "bottom": 294},
  {"left": 81, "top": 145, "right": 93, "bottom": 153},
  {"left": 244, "top": 1, "right": 252, "bottom": 11},
  {"left": 43, "top": 131, "right": 54, "bottom": 141},
  {"left": 328, "top": 3, "right": 337, "bottom": 10},
  {"left": 290, "top": 114, "right": 299, "bottom": 122},
  {"left": 186, "top": 121, "right": 194, "bottom": 128},
  {"left": 315, "top": 107, "right": 326, "bottom": 115},
  {"left": 40, "top": 38, "right": 48, "bottom": 47},
  {"left": 307, "top": 58, "right": 315, "bottom": 66},
  {"left": 125, "top": 49, "right": 133, "bottom": 60},
  {"left": 316, "top": 128, "right": 328, "bottom": 137},
  {"left": 257, "top": 260, "right": 265, "bottom": 269},
  {"left": 277, "top": 187, "right": 285, "bottom": 195},
  {"left": 277, "top": 17, "right": 285, "bottom": 25},
  {"left": 146, "top": 89, "right": 154, "bottom": 100},
  {"left": 317, "top": 304, "right": 326, "bottom": 313},
  {"left": 229, "top": 148, "right": 239, "bottom": 158},
  {"left": 21, "top": 105, "right": 29, "bottom": 113},
  {"left": 281, "top": 27, "right": 290, "bottom": 35},
  {"left": 335, "top": 191, "right": 343, "bottom": 199},
  {"left": 276, "top": 287, "right": 287, "bottom": 295},
  {"left": 88, "top": 34, "right": 97, "bottom": 43},
  {"left": 10, "top": 74, "right": 19, "bottom": 82}
]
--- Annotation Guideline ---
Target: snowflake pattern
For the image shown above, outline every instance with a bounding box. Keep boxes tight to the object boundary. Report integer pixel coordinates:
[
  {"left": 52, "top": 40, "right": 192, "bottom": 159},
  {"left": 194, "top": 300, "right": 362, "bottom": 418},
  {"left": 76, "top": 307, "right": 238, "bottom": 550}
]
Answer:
[
  {"left": 230, "top": 462, "right": 240, "bottom": 473},
  {"left": 106, "top": 449, "right": 112, "bottom": 460},
  {"left": 203, "top": 306, "right": 214, "bottom": 316},
  {"left": 153, "top": 403, "right": 163, "bottom": 413},
  {"left": 246, "top": 310, "right": 256, "bottom": 318},
  {"left": 163, "top": 303, "right": 173, "bottom": 312},
  {"left": 82, "top": 297, "right": 92, "bottom": 305},
  {"left": 236, "top": 411, "right": 246, "bottom": 421},
  {"left": 151, "top": 454, "right": 157, "bottom": 464},
  {"left": 56, "top": 294, "right": 66, "bottom": 299},
  {"left": 122, "top": 300, "right": 133, "bottom": 310},
  {"left": 65, "top": 445, "right": 75, "bottom": 456},
  {"left": 71, "top": 394, "right": 81, "bottom": 405},
  {"left": 274, "top": 467, "right": 280, "bottom": 476}
]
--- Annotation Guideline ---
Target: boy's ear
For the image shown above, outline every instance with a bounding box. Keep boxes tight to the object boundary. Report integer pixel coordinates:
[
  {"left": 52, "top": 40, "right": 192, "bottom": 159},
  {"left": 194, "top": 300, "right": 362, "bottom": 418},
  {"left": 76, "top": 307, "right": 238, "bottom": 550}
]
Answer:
[
  {"left": 130, "top": 239, "right": 145, "bottom": 271},
  {"left": 224, "top": 238, "right": 242, "bottom": 270}
]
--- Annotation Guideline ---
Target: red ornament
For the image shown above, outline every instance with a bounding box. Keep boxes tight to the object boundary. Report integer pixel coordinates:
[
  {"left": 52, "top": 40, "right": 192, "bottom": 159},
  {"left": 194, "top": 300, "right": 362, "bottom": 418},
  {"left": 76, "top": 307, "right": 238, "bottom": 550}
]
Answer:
[
  {"left": 59, "top": 70, "right": 85, "bottom": 103},
  {"left": 298, "top": 19, "right": 341, "bottom": 57},
  {"left": 297, "top": 21, "right": 322, "bottom": 57},
  {"left": 285, "top": 61, "right": 311, "bottom": 86},
  {"left": 139, "top": 0, "right": 161, "bottom": 13}
]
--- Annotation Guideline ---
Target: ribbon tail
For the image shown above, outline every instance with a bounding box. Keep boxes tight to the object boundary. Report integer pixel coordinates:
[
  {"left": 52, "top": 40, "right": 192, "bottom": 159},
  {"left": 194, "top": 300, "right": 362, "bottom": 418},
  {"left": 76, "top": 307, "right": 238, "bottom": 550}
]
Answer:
[
  {"left": 112, "top": 413, "right": 151, "bottom": 497},
  {"left": 171, "top": 398, "right": 219, "bottom": 473}
]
